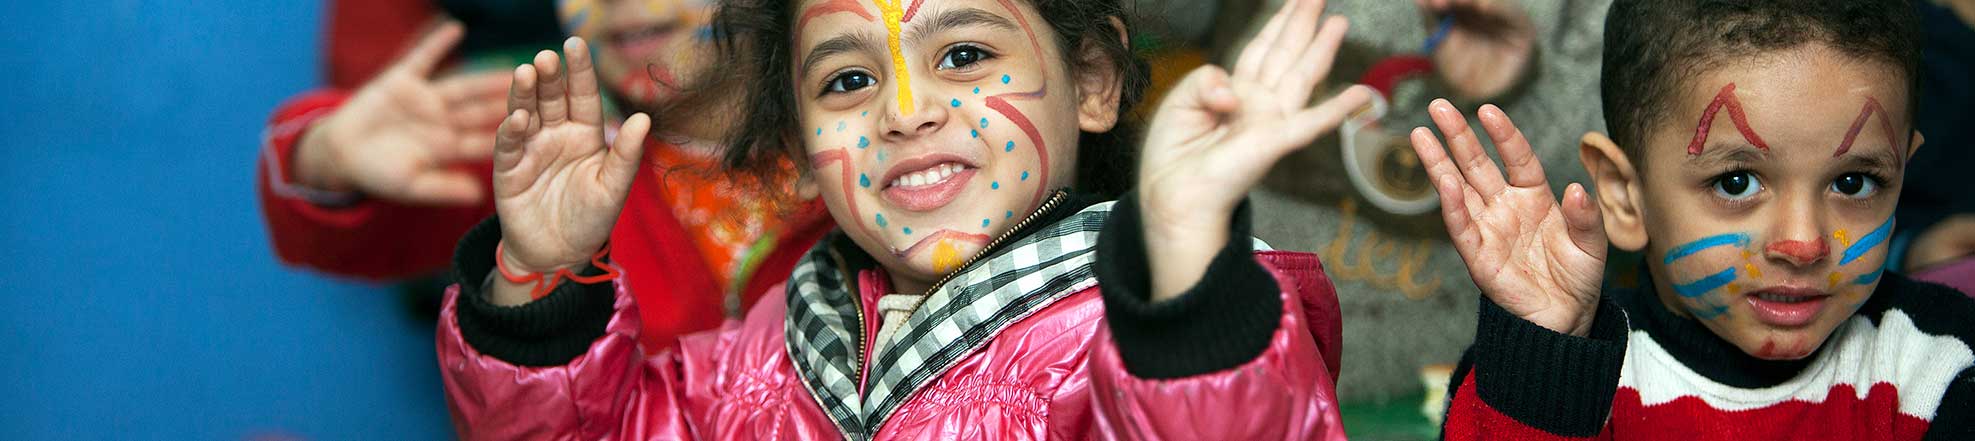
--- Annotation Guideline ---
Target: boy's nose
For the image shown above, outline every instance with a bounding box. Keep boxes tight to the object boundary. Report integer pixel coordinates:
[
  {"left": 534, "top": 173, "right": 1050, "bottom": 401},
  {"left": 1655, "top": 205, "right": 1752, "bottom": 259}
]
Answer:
[
  {"left": 882, "top": 96, "right": 947, "bottom": 141},
  {"left": 1763, "top": 238, "right": 1830, "bottom": 267}
]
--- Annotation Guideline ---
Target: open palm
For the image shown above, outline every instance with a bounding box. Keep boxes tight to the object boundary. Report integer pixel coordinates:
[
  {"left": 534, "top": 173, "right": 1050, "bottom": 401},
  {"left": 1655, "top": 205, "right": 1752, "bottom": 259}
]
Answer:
[
  {"left": 1139, "top": 0, "right": 1373, "bottom": 238},
  {"left": 493, "top": 38, "right": 652, "bottom": 274},
  {"left": 302, "top": 22, "right": 511, "bottom": 205},
  {"left": 1409, "top": 100, "right": 1605, "bottom": 336}
]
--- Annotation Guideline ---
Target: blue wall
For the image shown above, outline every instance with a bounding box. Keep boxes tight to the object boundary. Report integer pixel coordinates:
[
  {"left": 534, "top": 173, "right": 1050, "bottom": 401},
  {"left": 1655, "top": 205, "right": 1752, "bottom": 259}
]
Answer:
[{"left": 0, "top": 2, "right": 454, "bottom": 439}]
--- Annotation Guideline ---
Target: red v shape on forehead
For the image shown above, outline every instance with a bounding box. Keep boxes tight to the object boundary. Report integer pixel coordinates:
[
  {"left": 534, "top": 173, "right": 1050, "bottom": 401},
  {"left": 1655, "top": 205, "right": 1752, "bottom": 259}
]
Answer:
[
  {"left": 1833, "top": 97, "right": 1900, "bottom": 162},
  {"left": 1686, "top": 83, "right": 1771, "bottom": 156}
]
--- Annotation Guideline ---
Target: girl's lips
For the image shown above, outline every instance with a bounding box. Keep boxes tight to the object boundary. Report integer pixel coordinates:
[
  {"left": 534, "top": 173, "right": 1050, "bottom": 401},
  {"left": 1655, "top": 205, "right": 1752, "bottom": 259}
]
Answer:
[
  {"left": 1743, "top": 286, "right": 1832, "bottom": 327},
  {"left": 879, "top": 153, "right": 983, "bottom": 212}
]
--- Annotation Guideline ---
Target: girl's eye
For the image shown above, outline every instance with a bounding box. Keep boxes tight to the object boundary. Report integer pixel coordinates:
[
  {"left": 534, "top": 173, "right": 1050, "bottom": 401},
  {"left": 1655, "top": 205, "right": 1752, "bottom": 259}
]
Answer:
[
  {"left": 825, "top": 71, "right": 876, "bottom": 94},
  {"left": 937, "top": 45, "right": 991, "bottom": 70},
  {"left": 1831, "top": 173, "right": 1880, "bottom": 198},
  {"left": 1711, "top": 171, "right": 1762, "bottom": 200}
]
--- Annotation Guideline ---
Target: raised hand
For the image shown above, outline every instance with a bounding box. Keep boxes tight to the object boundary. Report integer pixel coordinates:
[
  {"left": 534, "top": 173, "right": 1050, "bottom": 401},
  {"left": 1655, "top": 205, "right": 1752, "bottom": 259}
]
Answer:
[
  {"left": 294, "top": 21, "right": 514, "bottom": 205},
  {"left": 489, "top": 38, "right": 651, "bottom": 305},
  {"left": 1416, "top": 0, "right": 1534, "bottom": 100},
  {"left": 1409, "top": 100, "right": 1604, "bottom": 336},
  {"left": 1137, "top": 0, "right": 1375, "bottom": 301}
]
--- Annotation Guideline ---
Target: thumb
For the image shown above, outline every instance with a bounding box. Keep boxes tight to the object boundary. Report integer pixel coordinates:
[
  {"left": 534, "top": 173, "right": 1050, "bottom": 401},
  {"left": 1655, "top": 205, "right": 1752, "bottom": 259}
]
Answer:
[
  {"left": 400, "top": 169, "right": 486, "bottom": 206},
  {"left": 1561, "top": 182, "right": 1607, "bottom": 260},
  {"left": 601, "top": 113, "right": 652, "bottom": 193},
  {"left": 395, "top": 20, "right": 465, "bottom": 77},
  {"left": 1162, "top": 66, "right": 1240, "bottom": 116}
]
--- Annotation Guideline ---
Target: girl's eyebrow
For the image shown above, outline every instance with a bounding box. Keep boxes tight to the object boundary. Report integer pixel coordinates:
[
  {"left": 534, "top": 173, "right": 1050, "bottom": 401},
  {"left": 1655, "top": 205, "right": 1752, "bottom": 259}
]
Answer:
[
  {"left": 904, "top": 7, "right": 1020, "bottom": 47},
  {"left": 801, "top": 32, "right": 885, "bottom": 79}
]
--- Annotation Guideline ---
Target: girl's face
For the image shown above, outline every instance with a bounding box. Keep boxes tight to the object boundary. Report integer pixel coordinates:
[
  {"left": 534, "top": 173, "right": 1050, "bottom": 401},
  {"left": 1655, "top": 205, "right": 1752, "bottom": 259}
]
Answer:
[
  {"left": 791, "top": 0, "right": 1116, "bottom": 292},
  {"left": 557, "top": 0, "right": 715, "bottom": 106}
]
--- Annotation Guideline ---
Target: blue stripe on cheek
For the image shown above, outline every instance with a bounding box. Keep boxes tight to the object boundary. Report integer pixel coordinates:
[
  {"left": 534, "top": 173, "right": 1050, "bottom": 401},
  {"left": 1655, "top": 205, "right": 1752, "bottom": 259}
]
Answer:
[
  {"left": 1840, "top": 217, "right": 1896, "bottom": 265},
  {"left": 1663, "top": 233, "right": 1752, "bottom": 265},
  {"left": 1674, "top": 267, "right": 1738, "bottom": 298},
  {"left": 1855, "top": 268, "right": 1885, "bottom": 285}
]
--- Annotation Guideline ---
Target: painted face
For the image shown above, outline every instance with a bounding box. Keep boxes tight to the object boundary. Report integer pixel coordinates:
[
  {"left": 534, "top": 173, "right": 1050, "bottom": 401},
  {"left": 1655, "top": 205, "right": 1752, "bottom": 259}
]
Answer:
[
  {"left": 792, "top": 0, "right": 1086, "bottom": 293},
  {"left": 1636, "top": 45, "right": 1912, "bottom": 360},
  {"left": 557, "top": 0, "right": 715, "bottom": 106}
]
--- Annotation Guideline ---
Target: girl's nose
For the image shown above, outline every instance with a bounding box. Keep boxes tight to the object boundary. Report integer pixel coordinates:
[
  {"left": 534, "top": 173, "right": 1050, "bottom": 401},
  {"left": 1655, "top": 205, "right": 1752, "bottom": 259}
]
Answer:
[{"left": 1763, "top": 238, "right": 1830, "bottom": 267}]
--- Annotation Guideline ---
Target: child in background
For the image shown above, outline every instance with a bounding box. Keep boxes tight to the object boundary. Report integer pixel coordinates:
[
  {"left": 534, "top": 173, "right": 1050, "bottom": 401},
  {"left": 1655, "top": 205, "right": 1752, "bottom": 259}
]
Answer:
[
  {"left": 436, "top": 0, "right": 1369, "bottom": 437},
  {"left": 257, "top": 0, "right": 832, "bottom": 350},
  {"left": 1412, "top": 0, "right": 1974, "bottom": 439}
]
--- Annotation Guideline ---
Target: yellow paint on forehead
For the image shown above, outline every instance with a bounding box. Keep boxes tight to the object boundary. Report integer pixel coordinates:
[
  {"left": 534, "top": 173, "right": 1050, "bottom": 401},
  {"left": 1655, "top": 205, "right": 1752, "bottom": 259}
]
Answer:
[
  {"left": 873, "top": 0, "right": 915, "bottom": 114},
  {"left": 931, "top": 239, "right": 962, "bottom": 273}
]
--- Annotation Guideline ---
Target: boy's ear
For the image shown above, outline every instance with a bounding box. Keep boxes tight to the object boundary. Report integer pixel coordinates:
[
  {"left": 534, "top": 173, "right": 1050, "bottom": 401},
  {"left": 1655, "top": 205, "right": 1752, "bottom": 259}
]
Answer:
[
  {"left": 1907, "top": 130, "right": 1926, "bottom": 162},
  {"left": 1074, "top": 17, "right": 1127, "bottom": 134},
  {"left": 1579, "top": 131, "right": 1649, "bottom": 252}
]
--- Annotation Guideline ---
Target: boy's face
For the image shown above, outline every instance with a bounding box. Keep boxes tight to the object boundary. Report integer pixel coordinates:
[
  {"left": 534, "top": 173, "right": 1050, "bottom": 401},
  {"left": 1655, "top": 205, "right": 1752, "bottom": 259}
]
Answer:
[
  {"left": 557, "top": 0, "right": 714, "bottom": 106},
  {"left": 790, "top": 0, "right": 1114, "bottom": 291},
  {"left": 1628, "top": 45, "right": 1916, "bottom": 360}
]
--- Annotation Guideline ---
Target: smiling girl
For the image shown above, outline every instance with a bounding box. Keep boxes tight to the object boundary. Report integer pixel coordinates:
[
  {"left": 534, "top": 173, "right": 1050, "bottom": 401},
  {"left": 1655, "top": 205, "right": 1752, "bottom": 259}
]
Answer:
[{"left": 437, "top": 0, "right": 1372, "bottom": 438}]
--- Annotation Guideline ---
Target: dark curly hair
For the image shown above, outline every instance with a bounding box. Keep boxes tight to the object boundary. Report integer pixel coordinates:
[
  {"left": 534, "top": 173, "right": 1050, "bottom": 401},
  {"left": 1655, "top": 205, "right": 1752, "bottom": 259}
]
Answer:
[
  {"left": 676, "top": 0, "right": 1151, "bottom": 202},
  {"left": 1601, "top": 0, "right": 1921, "bottom": 166}
]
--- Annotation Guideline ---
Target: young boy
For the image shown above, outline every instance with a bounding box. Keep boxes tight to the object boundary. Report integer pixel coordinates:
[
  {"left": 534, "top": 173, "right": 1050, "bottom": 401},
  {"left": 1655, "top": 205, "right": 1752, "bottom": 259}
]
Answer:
[{"left": 1410, "top": 0, "right": 1975, "bottom": 439}]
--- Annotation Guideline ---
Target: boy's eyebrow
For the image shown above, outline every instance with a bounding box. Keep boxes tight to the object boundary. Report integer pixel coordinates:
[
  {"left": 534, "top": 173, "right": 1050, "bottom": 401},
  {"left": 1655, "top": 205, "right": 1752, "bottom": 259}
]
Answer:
[
  {"left": 904, "top": 7, "right": 1021, "bottom": 47},
  {"left": 1685, "top": 144, "right": 1770, "bottom": 168},
  {"left": 1836, "top": 144, "right": 1899, "bottom": 172},
  {"left": 800, "top": 32, "right": 885, "bottom": 79}
]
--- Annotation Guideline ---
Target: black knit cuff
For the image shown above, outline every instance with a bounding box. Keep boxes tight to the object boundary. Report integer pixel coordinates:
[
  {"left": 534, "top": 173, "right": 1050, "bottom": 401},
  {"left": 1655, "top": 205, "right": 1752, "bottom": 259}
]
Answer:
[
  {"left": 452, "top": 216, "right": 617, "bottom": 367},
  {"left": 1096, "top": 193, "right": 1282, "bottom": 379},
  {"left": 1470, "top": 294, "right": 1628, "bottom": 437}
]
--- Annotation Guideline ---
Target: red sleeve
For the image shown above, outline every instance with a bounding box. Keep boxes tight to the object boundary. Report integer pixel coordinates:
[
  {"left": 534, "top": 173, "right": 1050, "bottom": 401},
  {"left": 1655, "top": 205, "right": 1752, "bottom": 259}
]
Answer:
[
  {"left": 1440, "top": 297, "right": 1629, "bottom": 441},
  {"left": 256, "top": 91, "right": 495, "bottom": 281},
  {"left": 324, "top": 0, "right": 436, "bottom": 88}
]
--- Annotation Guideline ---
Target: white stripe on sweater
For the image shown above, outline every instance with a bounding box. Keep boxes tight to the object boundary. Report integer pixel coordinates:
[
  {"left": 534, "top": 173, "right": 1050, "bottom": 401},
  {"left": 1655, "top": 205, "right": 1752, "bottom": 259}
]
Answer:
[{"left": 1618, "top": 310, "right": 1972, "bottom": 420}]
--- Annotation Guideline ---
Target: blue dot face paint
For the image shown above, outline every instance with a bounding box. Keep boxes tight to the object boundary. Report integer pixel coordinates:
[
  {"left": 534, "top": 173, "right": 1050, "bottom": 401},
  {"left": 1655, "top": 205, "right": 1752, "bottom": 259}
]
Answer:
[
  {"left": 1005, "top": 211, "right": 1014, "bottom": 219},
  {"left": 1020, "top": 171, "right": 1029, "bottom": 181},
  {"left": 990, "top": 181, "right": 999, "bottom": 190},
  {"left": 860, "top": 174, "right": 872, "bottom": 188},
  {"left": 950, "top": 98, "right": 962, "bottom": 108},
  {"left": 970, "top": 129, "right": 978, "bottom": 138},
  {"left": 1001, "top": 74, "right": 1011, "bottom": 84},
  {"left": 981, "top": 218, "right": 990, "bottom": 228},
  {"left": 980, "top": 118, "right": 989, "bottom": 128},
  {"left": 858, "top": 136, "right": 870, "bottom": 149},
  {"left": 903, "top": 227, "right": 913, "bottom": 235},
  {"left": 876, "top": 213, "right": 888, "bottom": 228},
  {"left": 973, "top": 87, "right": 981, "bottom": 94},
  {"left": 1004, "top": 141, "right": 1015, "bottom": 152}
]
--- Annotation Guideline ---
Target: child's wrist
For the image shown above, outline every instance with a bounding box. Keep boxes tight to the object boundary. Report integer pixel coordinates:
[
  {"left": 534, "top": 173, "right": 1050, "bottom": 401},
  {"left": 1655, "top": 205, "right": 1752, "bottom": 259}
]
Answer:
[
  {"left": 293, "top": 117, "right": 352, "bottom": 193},
  {"left": 491, "top": 241, "right": 615, "bottom": 306}
]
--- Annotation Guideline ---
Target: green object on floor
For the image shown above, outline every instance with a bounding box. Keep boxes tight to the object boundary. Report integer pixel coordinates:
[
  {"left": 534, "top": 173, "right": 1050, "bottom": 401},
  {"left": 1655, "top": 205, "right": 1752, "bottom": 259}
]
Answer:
[{"left": 1340, "top": 392, "right": 1441, "bottom": 441}]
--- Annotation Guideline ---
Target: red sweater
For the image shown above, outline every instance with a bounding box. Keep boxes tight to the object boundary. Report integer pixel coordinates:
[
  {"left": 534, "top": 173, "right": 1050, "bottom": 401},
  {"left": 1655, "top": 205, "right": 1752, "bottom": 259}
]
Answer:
[
  {"left": 1441, "top": 272, "right": 1975, "bottom": 440},
  {"left": 256, "top": 93, "right": 835, "bottom": 351}
]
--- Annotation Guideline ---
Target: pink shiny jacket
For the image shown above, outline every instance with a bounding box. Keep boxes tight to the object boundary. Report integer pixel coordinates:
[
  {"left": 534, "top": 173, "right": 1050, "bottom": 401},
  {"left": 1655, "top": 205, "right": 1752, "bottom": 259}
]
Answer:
[{"left": 438, "top": 225, "right": 1344, "bottom": 440}]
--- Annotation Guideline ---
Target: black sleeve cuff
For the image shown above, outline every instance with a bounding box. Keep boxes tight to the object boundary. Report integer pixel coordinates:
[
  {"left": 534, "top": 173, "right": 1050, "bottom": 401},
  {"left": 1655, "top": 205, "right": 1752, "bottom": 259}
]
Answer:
[
  {"left": 452, "top": 216, "right": 617, "bottom": 367},
  {"left": 1096, "top": 192, "right": 1283, "bottom": 379},
  {"left": 1469, "top": 294, "right": 1629, "bottom": 437}
]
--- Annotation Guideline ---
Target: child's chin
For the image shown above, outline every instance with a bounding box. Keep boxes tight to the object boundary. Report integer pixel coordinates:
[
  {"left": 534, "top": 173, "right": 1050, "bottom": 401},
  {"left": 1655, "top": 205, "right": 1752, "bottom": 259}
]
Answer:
[{"left": 1731, "top": 327, "right": 1835, "bottom": 361}]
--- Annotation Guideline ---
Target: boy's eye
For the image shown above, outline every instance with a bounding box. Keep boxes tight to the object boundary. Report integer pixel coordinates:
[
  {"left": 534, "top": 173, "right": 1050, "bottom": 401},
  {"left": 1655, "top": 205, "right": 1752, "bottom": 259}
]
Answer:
[
  {"left": 937, "top": 45, "right": 992, "bottom": 70},
  {"left": 825, "top": 71, "right": 877, "bottom": 94},
  {"left": 1831, "top": 173, "right": 1880, "bottom": 198},
  {"left": 1711, "top": 171, "right": 1762, "bottom": 200}
]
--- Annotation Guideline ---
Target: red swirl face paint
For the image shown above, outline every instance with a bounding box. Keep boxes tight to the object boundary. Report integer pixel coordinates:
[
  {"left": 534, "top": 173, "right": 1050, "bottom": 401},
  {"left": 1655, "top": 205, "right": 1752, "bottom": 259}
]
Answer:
[{"left": 1686, "top": 83, "right": 1771, "bottom": 156}]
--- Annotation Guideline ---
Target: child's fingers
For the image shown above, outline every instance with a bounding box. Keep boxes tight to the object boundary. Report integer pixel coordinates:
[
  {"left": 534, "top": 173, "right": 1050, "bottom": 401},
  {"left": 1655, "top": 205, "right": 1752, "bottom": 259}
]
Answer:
[
  {"left": 396, "top": 20, "right": 464, "bottom": 77},
  {"left": 1233, "top": 0, "right": 1298, "bottom": 83},
  {"left": 1427, "top": 99, "right": 1508, "bottom": 197},
  {"left": 1258, "top": 0, "right": 1328, "bottom": 89},
  {"left": 1477, "top": 104, "right": 1547, "bottom": 189},
  {"left": 1430, "top": 163, "right": 1483, "bottom": 263},
  {"left": 439, "top": 72, "right": 515, "bottom": 107},
  {"left": 402, "top": 169, "right": 485, "bottom": 206},
  {"left": 493, "top": 109, "right": 532, "bottom": 173},
  {"left": 507, "top": 65, "right": 539, "bottom": 115},
  {"left": 532, "top": 50, "right": 570, "bottom": 124},
  {"left": 563, "top": 38, "right": 605, "bottom": 126},
  {"left": 1267, "top": 85, "right": 1373, "bottom": 160},
  {"left": 1411, "top": 125, "right": 1485, "bottom": 216},
  {"left": 1161, "top": 66, "right": 1240, "bottom": 116},
  {"left": 1278, "top": 16, "right": 1350, "bottom": 108},
  {"left": 1561, "top": 182, "right": 1607, "bottom": 258},
  {"left": 602, "top": 113, "right": 652, "bottom": 193}
]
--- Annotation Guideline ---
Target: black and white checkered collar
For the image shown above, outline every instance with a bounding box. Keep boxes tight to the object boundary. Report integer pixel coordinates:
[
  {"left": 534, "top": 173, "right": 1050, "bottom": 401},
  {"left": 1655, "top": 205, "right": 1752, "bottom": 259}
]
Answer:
[{"left": 783, "top": 200, "right": 1114, "bottom": 439}]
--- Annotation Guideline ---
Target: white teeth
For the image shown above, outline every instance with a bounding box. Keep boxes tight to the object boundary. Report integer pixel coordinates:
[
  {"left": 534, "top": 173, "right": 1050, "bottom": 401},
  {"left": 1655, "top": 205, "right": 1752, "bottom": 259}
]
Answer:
[
  {"left": 888, "top": 163, "right": 967, "bottom": 189},
  {"left": 1757, "top": 293, "right": 1812, "bottom": 303}
]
